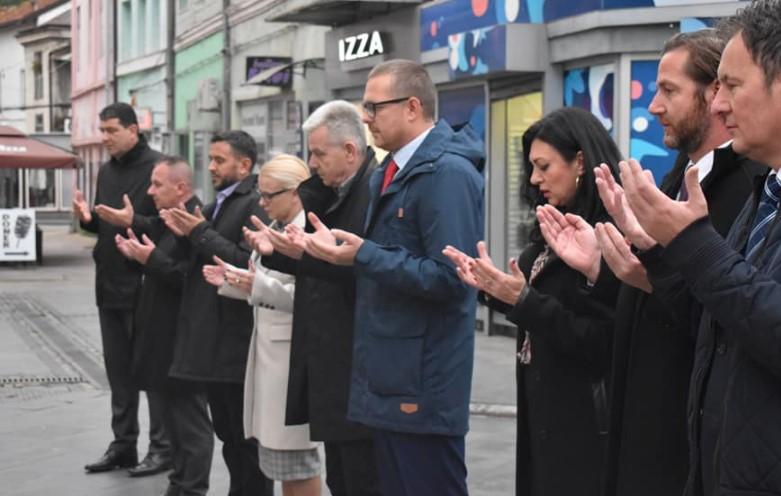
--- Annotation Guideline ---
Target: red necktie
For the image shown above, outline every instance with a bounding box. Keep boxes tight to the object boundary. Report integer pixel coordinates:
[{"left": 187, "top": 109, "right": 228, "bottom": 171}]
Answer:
[{"left": 381, "top": 159, "right": 398, "bottom": 194}]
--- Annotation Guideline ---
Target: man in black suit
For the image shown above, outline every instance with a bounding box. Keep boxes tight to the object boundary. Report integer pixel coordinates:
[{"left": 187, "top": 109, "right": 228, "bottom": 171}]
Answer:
[
  {"left": 111, "top": 156, "right": 213, "bottom": 496},
  {"left": 73, "top": 102, "right": 171, "bottom": 476},
  {"left": 159, "top": 131, "right": 273, "bottom": 496},
  {"left": 598, "top": 30, "right": 764, "bottom": 496}
]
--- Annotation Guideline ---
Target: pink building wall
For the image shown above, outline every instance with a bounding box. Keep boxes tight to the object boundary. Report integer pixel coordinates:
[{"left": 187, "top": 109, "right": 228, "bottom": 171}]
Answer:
[{"left": 70, "top": 0, "right": 113, "bottom": 203}]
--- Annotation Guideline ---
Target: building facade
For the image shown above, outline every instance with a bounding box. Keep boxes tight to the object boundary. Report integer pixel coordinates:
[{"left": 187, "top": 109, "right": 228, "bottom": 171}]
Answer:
[
  {"left": 70, "top": 0, "right": 114, "bottom": 206},
  {"left": 0, "top": 0, "right": 71, "bottom": 214},
  {"left": 116, "top": 0, "right": 170, "bottom": 152}
]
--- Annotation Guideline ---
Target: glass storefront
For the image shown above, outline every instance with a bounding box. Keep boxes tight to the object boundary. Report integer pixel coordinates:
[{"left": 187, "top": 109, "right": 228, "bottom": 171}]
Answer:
[
  {"left": 491, "top": 92, "right": 543, "bottom": 259},
  {"left": 0, "top": 169, "right": 20, "bottom": 209}
]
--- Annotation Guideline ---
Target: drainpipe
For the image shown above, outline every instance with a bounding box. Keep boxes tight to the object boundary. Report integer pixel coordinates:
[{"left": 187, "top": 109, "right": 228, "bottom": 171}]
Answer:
[
  {"left": 165, "top": 0, "right": 175, "bottom": 150},
  {"left": 105, "top": 0, "right": 117, "bottom": 104},
  {"left": 221, "top": 0, "right": 231, "bottom": 131}
]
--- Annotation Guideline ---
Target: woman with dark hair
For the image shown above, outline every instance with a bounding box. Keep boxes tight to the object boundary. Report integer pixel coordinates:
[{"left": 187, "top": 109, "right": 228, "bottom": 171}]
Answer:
[{"left": 444, "top": 107, "right": 622, "bottom": 496}]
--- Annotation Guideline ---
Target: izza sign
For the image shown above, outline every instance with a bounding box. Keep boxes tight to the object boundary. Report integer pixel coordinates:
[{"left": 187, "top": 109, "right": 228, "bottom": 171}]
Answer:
[{"left": 338, "top": 31, "right": 385, "bottom": 62}]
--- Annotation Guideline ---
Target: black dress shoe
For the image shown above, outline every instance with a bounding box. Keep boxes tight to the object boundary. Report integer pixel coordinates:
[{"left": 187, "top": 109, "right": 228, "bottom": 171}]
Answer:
[
  {"left": 84, "top": 449, "right": 138, "bottom": 473},
  {"left": 127, "top": 452, "right": 172, "bottom": 477}
]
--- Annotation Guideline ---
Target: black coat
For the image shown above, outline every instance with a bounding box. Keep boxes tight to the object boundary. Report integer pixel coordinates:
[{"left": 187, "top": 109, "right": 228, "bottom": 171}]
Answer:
[
  {"left": 80, "top": 136, "right": 162, "bottom": 309},
  {"left": 169, "top": 176, "right": 265, "bottom": 383},
  {"left": 604, "top": 148, "right": 764, "bottom": 496},
  {"left": 648, "top": 169, "right": 781, "bottom": 496},
  {"left": 130, "top": 196, "right": 202, "bottom": 392},
  {"left": 487, "top": 227, "right": 619, "bottom": 496},
  {"left": 263, "top": 150, "right": 376, "bottom": 442}
]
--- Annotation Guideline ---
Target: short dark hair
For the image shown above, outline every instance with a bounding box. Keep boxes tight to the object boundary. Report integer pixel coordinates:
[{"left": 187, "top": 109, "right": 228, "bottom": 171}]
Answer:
[
  {"left": 368, "top": 59, "right": 437, "bottom": 120},
  {"left": 718, "top": 0, "right": 781, "bottom": 86},
  {"left": 99, "top": 102, "right": 138, "bottom": 128},
  {"left": 662, "top": 29, "right": 725, "bottom": 88},
  {"left": 211, "top": 131, "right": 258, "bottom": 168},
  {"left": 521, "top": 107, "right": 623, "bottom": 225},
  {"left": 156, "top": 155, "right": 193, "bottom": 186}
]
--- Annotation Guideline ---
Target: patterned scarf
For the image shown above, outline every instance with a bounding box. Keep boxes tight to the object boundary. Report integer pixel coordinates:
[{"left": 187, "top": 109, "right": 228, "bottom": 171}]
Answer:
[{"left": 518, "top": 245, "right": 551, "bottom": 365}]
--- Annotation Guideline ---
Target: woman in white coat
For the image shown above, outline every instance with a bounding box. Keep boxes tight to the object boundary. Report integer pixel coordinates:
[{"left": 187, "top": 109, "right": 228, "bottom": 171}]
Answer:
[{"left": 203, "top": 154, "right": 320, "bottom": 496}]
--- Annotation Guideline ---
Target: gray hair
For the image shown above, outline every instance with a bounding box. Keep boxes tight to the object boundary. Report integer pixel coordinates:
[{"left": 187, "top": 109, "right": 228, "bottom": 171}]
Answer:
[
  {"left": 302, "top": 100, "right": 367, "bottom": 151},
  {"left": 368, "top": 59, "right": 436, "bottom": 120}
]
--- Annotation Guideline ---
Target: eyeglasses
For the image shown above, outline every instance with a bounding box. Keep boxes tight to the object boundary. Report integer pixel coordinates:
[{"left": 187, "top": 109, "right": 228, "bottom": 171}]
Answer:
[
  {"left": 362, "top": 97, "right": 411, "bottom": 119},
  {"left": 258, "top": 188, "right": 291, "bottom": 201}
]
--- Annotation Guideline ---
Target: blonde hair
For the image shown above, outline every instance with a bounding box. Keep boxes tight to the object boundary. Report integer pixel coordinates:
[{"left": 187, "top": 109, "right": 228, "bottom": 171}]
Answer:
[{"left": 259, "top": 154, "right": 311, "bottom": 190}]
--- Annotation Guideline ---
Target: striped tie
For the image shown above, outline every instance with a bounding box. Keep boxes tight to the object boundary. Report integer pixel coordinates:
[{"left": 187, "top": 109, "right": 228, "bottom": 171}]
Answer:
[{"left": 745, "top": 173, "right": 781, "bottom": 261}]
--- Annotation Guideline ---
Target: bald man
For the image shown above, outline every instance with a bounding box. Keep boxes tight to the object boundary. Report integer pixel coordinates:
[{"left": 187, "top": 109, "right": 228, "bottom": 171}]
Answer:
[{"left": 113, "top": 157, "right": 213, "bottom": 496}]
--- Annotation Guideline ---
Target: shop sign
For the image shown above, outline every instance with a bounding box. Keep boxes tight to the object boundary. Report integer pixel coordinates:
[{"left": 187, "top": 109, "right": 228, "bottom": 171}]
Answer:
[
  {"left": 246, "top": 57, "right": 293, "bottom": 87},
  {"left": 338, "top": 31, "right": 385, "bottom": 62},
  {"left": 0, "top": 209, "right": 36, "bottom": 262}
]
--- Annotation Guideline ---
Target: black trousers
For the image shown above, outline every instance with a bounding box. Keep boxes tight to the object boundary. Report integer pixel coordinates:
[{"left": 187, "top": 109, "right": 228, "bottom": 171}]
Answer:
[
  {"left": 207, "top": 382, "right": 273, "bottom": 496},
  {"left": 98, "top": 307, "right": 169, "bottom": 455},
  {"left": 324, "top": 439, "right": 381, "bottom": 496},
  {"left": 161, "top": 389, "right": 214, "bottom": 496}
]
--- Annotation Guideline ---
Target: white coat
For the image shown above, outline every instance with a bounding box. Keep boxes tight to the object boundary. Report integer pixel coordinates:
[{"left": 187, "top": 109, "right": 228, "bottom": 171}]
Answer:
[{"left": 219, "top": 209, "right": 316, "bottom": 450}]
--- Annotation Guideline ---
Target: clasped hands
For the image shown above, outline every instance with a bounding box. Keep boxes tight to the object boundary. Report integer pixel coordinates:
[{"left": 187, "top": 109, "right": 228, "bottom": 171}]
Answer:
[
  {"left": 203, "top": 256, "right": 255, "bottom": 295},
  {"left": 441, "top": 159, "right": 709, "bottom": 298},
  {"left": 115, "top": 228, "right": 156, "bottom": 265},
  {"left": 242, "top": 212, "right": 365, "bottom": 266}
]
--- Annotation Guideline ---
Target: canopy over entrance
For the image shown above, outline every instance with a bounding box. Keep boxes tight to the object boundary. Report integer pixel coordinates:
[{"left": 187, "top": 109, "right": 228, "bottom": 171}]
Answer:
[{"left": 0, "top": 126, "right": 79, "bottom": 169}]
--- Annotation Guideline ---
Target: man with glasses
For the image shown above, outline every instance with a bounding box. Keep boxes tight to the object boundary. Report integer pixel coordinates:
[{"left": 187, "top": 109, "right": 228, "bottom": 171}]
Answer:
[
  {"left": 257, "top": 100, "right": 381, "bottom": 496},
  {"left": 304, "top": 60, "right": 484, "bottom": 495}
]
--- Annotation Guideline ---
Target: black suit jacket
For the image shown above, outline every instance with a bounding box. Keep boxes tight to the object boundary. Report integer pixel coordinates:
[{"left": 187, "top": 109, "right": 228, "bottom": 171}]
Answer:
[
  {"left": 170, "top": 175, "right": 265, "bottom": 383},
  {"left": 604, "top": 146, "right": 765, "bottom": 496}
]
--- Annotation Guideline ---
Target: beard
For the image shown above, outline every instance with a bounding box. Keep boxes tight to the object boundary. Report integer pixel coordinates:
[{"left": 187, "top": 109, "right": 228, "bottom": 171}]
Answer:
[{"left": 664, "top": 93, "right": 711, "bottom": 154}]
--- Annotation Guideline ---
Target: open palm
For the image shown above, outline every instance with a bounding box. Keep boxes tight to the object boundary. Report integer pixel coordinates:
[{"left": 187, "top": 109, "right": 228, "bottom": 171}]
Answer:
[{"left": 537, "top": 205, "right": 600, "bottom": 282}]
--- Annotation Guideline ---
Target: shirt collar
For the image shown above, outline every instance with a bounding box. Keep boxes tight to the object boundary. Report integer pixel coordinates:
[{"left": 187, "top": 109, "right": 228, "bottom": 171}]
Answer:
[
  {"left": 686, "top": 140, "right": 732, "bottom": 184},
  {"left": 216, "top": 181, "right": 241, "bottom": 203},
  {"left": 391, "top": 125, "right": 435, "bottom": 172}
]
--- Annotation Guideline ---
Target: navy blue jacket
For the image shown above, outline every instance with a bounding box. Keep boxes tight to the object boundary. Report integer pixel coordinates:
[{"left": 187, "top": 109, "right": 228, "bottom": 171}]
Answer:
[
  {"left": 348, "top": 120, "right": 484, "bottom": 436},
  {"left": 657, "top": 172, "right": 781, "bottom": 495}
]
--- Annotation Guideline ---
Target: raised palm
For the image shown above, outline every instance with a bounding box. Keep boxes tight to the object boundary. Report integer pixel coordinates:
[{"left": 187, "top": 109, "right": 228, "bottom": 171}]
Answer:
[{"left": 537, "top": 205, "right": 600, "bottom": 282}]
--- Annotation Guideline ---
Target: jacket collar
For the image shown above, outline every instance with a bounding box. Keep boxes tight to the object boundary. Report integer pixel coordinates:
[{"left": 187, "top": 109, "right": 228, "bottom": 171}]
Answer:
[{"left": 112, "top": 135, "right": 150, "bottom": 166}]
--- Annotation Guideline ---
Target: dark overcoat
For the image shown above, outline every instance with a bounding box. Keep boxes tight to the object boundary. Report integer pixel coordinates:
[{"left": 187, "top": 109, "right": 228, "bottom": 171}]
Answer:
[
  {"left": 263, "top": 150, "right": 376, "bottom": 442},
  {"left": 80, "top": 136, "right": 162, "bottom": 309},
  {"left": 130, "top": 196, "right": 202, "bottom": 392},
  {"left": 604, "top": 147, "right": 764, "bottom": 496},
  {"left": 487, "top": 224, "right": 619, "bottom": 496},
  {"left": 169, "top": 176, "right": 265, "bottom": 383}
]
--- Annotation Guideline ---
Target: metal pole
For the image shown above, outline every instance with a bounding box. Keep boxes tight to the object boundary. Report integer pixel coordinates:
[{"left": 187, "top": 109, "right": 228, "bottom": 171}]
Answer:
[{"left": 221, "top": 0, "right": 231, "bottom": 131}]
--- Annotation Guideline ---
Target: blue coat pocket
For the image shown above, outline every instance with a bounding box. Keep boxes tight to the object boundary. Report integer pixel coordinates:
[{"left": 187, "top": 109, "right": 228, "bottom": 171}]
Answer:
[{"left": 367, "top": 332, "right": 425, "bottom": 397}]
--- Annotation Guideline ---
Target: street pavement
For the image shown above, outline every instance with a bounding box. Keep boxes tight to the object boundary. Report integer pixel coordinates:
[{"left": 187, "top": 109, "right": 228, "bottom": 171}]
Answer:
[{"left": 0, "top": 226, "right": 516, "bottom": 496}]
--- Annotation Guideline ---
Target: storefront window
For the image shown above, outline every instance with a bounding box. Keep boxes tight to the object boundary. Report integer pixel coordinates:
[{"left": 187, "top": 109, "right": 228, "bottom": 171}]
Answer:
[
  {"left": 27, "top": 169, "right": 56, "bottom": 208},
  {"left": 492, "top": 92, "right": 543, "bottom": 259},
  {"left": 0, "top": 169, "right": 20, "bottom": 208},
  {"left": 60, "top": 169, "right": 74, "bottom": 210}
]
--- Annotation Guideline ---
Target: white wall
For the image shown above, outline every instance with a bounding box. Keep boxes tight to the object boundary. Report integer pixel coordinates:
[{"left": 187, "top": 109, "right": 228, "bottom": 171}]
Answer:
[{"left": 0, "top": 28, "right": 28, "bottom": 130}]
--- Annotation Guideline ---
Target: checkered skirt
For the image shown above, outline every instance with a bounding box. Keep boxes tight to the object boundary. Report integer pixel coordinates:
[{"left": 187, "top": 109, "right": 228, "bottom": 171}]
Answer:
[{"left": 258, "top": 444, "right": 321, "bottom": 481}]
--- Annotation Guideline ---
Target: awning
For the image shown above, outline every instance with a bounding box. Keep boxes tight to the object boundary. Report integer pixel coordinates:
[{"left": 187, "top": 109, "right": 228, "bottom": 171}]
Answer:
[{"left": 0, "top": 126, "right": 80, "bottom": 169}]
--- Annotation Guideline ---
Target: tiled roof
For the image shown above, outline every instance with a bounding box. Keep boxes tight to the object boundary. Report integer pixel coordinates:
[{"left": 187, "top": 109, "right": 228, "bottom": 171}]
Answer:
[{"left": 0, "top": 0, "right": 66, "bottom": 29}]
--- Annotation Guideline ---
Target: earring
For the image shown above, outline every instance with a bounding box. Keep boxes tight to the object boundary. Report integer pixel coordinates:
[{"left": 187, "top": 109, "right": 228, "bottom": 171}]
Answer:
[{"left": 575, "top": 175, "right": 581, "bottom": 188}]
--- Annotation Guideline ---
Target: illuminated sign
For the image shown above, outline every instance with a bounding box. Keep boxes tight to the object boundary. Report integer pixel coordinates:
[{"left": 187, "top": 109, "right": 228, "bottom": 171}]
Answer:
[{"left": 338, "top": 31, "right": 385, "bottom": 62}]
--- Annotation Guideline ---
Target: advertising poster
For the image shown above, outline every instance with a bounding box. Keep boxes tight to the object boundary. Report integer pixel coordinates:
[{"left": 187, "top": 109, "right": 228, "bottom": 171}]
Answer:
[{"left": 0, "top": 209, "right": 36, "bottom": 262}]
